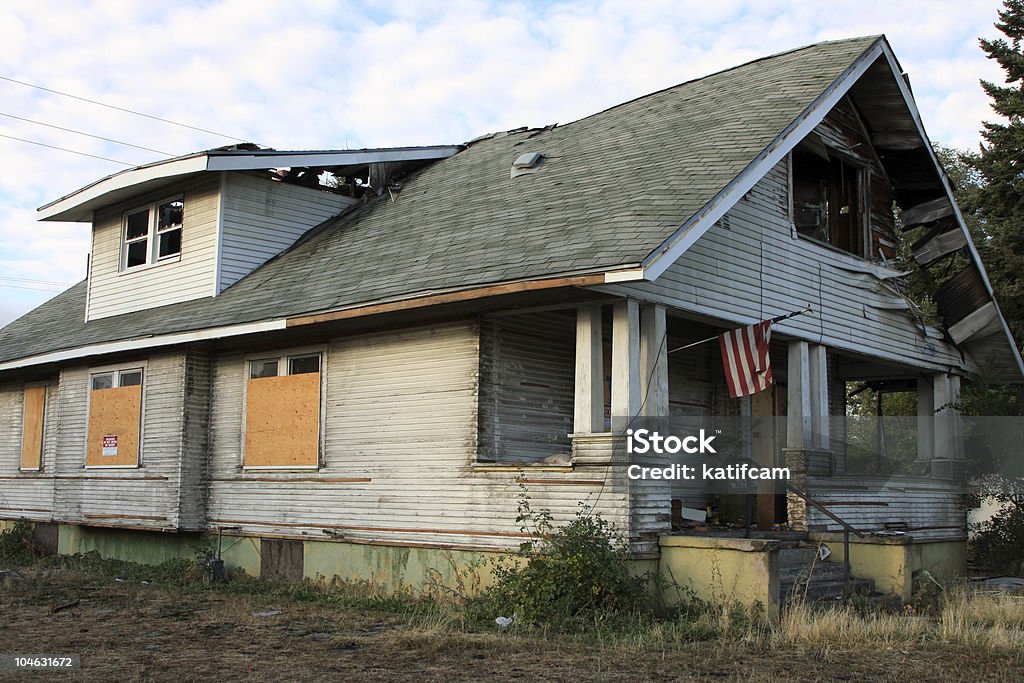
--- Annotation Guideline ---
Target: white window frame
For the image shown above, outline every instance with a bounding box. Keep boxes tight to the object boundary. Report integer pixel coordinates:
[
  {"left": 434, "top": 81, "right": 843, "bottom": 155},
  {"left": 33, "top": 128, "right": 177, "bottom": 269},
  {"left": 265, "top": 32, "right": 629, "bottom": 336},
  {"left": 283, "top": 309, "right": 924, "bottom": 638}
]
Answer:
[
  {"left": 120, "top": 195, "right": 183, "bottom": 272},
  {"left": 83, "top": 362, "right": 147, "bottom": 469},
  {"left": 240, "top": 348, "right": 326, "bottom": 471}
]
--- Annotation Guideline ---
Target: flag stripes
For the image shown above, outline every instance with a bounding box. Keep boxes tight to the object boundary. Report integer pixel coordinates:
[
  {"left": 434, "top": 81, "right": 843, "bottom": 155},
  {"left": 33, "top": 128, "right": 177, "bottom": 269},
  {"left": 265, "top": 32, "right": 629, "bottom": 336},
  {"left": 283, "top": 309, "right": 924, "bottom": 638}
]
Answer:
[{"left": 718, "top": 321, "right": 773, "bottom": 398}]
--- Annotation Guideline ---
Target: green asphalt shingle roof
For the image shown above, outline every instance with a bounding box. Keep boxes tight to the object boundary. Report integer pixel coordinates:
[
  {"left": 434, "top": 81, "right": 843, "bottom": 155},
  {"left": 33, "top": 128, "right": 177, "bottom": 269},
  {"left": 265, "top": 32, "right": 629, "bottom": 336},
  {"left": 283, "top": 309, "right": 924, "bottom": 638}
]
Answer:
[{"left": 0, "top": 36, "right": 881, "bottom": 364}]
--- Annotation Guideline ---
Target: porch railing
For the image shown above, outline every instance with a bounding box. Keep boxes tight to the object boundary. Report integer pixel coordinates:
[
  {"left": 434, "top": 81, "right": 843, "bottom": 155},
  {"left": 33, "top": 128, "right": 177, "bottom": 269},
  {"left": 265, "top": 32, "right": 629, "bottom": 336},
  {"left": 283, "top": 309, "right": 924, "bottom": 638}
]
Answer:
[{"left": 785, "top": 482, "right": 866, "bottom": 584}]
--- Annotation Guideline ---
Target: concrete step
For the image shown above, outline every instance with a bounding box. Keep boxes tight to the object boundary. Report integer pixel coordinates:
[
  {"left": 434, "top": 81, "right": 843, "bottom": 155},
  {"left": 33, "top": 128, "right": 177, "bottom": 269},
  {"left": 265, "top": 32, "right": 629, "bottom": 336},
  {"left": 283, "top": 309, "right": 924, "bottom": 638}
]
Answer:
[
  {"left": 781, "top": 577, "right": 875, "bottom": 605},
  {"left": 780, "top": 560, "right": 848, "bottom": 583}
]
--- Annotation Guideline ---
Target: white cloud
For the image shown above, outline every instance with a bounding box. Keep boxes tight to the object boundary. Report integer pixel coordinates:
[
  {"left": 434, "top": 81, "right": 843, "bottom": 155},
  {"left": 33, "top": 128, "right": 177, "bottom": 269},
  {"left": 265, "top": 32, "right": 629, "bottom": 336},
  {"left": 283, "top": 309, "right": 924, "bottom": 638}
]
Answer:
[{"left": 0, "top": 0, "right": 1013, "bottom": 325}]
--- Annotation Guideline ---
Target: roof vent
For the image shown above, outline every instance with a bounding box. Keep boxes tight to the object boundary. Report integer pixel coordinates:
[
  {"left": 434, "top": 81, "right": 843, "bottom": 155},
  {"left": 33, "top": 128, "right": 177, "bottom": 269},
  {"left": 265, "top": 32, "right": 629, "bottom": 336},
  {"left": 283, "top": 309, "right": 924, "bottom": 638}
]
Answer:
[{"left": 511, "top": 152, "right": 544, "bottom": 178}]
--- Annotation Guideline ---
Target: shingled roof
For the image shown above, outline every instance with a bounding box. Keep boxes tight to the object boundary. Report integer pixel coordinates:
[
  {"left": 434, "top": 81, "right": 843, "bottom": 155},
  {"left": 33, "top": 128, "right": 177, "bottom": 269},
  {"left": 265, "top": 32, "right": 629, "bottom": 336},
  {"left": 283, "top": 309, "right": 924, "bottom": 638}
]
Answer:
[{"left": 0, "top": 36, "right": 883, "bottom": 365}]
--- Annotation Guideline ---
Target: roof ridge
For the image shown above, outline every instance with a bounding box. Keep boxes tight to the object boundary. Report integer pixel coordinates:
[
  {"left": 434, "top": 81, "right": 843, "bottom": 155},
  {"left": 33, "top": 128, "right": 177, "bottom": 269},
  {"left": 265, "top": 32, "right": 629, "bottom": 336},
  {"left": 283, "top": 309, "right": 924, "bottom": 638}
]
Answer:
[{"left": 545, "top": 34, "right": 884, "bottom": 134}]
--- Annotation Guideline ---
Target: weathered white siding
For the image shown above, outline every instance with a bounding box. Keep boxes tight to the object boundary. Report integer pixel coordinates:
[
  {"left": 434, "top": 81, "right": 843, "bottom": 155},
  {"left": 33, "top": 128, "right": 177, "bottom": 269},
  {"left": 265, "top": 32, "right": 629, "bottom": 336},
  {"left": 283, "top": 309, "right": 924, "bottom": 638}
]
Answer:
[
  {"left": 206, "top": 321, "right": 628, "bottom": 550},
  {"left": 87, "top": 176, "right": 220, "bottom": 320},
  {"left": 0, "top": 382, "right": 57, "bottom": 521},
  {"left": 600, "top": 158, "right": 967, "bottom": 374},
  {"left": 807, "top": 475, "right": 967, "bottom": 541},
  {"left": 218, "top": 174, "right": 353, "bottom": 292},
  {"left": 50, "top": 354, "right": 191, "bottom": 530}
]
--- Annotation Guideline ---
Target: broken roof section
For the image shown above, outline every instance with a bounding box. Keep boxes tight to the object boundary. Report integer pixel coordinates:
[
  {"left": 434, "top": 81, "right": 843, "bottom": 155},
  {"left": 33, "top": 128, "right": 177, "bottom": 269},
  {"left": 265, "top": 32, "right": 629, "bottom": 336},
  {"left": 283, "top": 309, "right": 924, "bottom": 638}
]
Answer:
[{"left": 38, "top": 143, "right": 463, "bottom": 222}]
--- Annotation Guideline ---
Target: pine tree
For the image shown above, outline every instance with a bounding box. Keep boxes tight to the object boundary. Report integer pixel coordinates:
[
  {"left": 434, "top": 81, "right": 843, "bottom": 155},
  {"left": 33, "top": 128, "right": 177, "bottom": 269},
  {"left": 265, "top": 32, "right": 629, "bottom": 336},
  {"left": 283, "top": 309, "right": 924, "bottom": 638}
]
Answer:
[{"left": 969, "top": 0, "right": 1024, "bottom": 347}]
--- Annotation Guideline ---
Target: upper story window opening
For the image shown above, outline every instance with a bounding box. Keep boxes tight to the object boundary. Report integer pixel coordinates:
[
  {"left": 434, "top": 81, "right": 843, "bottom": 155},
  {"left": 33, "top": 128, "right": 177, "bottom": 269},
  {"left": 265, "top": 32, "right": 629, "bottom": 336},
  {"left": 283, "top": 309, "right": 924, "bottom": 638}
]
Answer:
[
  {"left": 791, "top": 146, "right": 865, "bottom": 257},
  {"left": 122, "top": 197, "right": 183, "bottom": 269}
]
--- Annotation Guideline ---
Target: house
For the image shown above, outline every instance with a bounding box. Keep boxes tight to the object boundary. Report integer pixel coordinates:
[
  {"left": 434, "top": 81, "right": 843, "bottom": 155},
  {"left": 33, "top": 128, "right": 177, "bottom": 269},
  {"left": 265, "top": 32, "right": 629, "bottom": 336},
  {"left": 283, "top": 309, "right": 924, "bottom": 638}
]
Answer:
[{"left": 1, "top": 35, "right": 1020, "bottom": 614}]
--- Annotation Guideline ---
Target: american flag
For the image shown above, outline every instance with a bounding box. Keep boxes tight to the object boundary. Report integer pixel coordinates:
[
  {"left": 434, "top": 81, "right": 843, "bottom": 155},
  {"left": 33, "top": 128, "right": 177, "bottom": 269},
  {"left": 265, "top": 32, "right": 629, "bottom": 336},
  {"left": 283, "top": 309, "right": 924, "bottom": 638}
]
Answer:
[{"left": 719, "top": 320, "right": 773, "bottom": 398}]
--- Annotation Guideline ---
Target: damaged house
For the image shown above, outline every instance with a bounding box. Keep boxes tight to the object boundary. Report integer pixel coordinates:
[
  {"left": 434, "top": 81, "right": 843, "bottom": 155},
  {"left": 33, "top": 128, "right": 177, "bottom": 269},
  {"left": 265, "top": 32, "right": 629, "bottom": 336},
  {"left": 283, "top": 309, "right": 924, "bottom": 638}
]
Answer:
[{"left": 1, "top": 35, "right": 1020, "bottom": 615}]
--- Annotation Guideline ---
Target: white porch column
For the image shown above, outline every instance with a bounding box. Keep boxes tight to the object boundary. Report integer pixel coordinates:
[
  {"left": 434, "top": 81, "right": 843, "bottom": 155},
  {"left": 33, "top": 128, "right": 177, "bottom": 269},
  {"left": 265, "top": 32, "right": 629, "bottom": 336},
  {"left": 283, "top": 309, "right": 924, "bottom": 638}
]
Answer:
[
  {"left": 917, "top": 376, "right": 935, "bottom": 464},
  {"left": 611, "top": 299, "right": 641, "bottom": 432},
  {"left": 932, "top": 373, "right": 952, "bottom": 463},
  {"left": 787, "top": 340, "right": 811, "bottom": 449},
  {"left": 640, "top": 304, "right": 669, "bottom": 417},
  {"left": 573, "top": 304, "right": 604, "bottom": 434},
  {"left": 808, "top": 344, "right": 830, "bottom": 449}
]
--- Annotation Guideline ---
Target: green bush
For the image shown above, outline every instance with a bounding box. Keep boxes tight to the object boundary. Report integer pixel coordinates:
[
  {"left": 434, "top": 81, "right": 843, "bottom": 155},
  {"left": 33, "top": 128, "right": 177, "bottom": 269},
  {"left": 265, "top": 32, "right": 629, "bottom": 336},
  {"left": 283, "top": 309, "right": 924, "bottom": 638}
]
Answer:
[
  {"left": 0, "top": 520, "right": 42, "bottom": 565},
  {"left": 472, "top": 485, "right": 646, "bottom": 630},
  {"left": 970, "top": 499, "right": 1024, "bottom": 575}
]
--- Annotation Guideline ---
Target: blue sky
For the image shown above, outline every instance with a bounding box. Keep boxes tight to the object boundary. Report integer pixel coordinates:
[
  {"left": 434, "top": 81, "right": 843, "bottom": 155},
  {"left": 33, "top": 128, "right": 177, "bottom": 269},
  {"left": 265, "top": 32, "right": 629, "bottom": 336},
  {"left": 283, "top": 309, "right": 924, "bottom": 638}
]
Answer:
[{"left": 0, "top": 0, "right": 1010, "bottom": 325}]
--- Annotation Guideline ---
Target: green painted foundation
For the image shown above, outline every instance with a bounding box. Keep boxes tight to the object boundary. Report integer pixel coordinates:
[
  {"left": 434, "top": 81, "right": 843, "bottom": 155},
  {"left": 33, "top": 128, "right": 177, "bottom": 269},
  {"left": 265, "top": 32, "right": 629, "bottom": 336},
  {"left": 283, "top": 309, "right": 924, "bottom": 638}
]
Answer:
[{"left": 57, "top": 524, "right": 204, "bottom": 565}]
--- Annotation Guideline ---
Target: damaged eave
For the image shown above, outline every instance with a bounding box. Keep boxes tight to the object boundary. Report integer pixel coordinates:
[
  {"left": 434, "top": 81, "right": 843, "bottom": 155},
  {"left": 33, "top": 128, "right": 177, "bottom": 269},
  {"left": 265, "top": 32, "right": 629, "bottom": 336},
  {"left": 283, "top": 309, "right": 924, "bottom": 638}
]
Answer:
[
  {"left": 874, "top": 40, "right": 1024, "bottom": 379},
  {"left": 36, "top": 145, "right": 464, "bottom": 223}
]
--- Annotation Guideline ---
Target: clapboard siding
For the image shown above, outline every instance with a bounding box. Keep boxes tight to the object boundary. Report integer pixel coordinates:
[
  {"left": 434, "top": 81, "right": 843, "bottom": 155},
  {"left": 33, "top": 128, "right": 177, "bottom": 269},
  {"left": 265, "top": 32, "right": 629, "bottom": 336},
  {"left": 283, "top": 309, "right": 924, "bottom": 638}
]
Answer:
[
  {"left": 87, "top": 176, "right": 220, "bottom": 320},
  {"left": 218, "top": 174, "right": 353, "bottom": 291},
  {"left": 51, "top": 354, "right": 188, "bottom": 529},
  {"left": 206, "top": 321, "right": 627, "bottom": 549},
  {"left": 807, "top": 476, "right": 966, "bottom": 541},
  {"left": 0, "top": 382, "right": 56, "bottom": 520},
  {"left": 178, "top": 346, "right": 211, "bottom": 530},
  {"left": 601, "top": 158, "right": 966, "bottom": 373},
  {"left": 478, "top": 311, "right": 576, "bottom": 463}
]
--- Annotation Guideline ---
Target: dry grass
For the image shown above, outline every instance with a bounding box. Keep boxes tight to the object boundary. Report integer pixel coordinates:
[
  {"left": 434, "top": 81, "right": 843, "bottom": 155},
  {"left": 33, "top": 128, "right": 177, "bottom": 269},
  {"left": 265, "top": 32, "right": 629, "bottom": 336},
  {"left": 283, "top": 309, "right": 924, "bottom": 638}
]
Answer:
[{"left": 2, "top": 562, "right": 1024, "bottom": 682}]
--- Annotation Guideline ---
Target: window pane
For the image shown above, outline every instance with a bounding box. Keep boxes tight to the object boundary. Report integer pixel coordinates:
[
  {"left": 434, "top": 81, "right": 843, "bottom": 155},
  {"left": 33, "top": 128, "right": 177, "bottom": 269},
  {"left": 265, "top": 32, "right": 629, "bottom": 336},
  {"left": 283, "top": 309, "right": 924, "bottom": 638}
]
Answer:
[
  {"left": 119, "top": 370, "right": 143, "bottom": 387},
  {"left": 158, "top": 228, "right": 182, "bottom": 258},
  {"left": 91, "top": 373, "right": 114, "bottom": 390},
  {"left": 289, "top": 355, "right": 320, "bottom": 375},
  {"left": 250, "top": 359, "right": 279, "bottom": 379},
  {"left": 157, "top": 200, "right": 184, "bottom": 230},
  {"left": 126, "top": 239, "right": 148, "bottom": 267},
  {"left": 125, "top": 210, "right": 149, "bottom": 240}
]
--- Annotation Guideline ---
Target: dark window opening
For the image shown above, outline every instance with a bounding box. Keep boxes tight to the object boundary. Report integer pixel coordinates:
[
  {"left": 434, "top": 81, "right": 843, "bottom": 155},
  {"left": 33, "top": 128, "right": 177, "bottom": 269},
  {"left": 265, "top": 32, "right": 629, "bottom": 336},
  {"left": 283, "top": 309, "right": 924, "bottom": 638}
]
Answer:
[{"left": 792, "top": 147, "right": 864, "bottom": 256}]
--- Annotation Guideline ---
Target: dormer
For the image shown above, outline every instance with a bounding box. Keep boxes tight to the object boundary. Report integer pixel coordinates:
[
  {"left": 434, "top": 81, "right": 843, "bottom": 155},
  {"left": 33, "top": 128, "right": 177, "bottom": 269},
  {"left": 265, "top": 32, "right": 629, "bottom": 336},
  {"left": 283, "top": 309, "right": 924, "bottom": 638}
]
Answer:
[{"left": 38, "top": 145, "right": 461, "bottom": 322}]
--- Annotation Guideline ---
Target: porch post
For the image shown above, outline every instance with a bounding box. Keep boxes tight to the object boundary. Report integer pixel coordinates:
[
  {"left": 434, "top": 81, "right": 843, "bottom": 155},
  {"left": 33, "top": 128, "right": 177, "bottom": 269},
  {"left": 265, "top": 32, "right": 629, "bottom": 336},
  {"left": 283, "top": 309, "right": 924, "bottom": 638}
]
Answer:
[
  {"left": 916, "top": 376, "right": 934, "bottom": 464},
  {"left": 787, "top": 341, "right": 811, "bottom": 449},
  {"left": 932, "top": 373, "right": 952, "bottom": 466},
  {"left": 786, "top": 340, "right": 812, "bottom": 530},
  {"left": 808, "top": 344, "right": 830, "bottom": 450},
  {"left": 640, "top": 304, "right": 669, "bottom": 417},
  {"left": 611, "top": 299, "right": 641, "bottom": 432},
  {"left": 574, "top": 304, "right": 604, "bottom": 434}
]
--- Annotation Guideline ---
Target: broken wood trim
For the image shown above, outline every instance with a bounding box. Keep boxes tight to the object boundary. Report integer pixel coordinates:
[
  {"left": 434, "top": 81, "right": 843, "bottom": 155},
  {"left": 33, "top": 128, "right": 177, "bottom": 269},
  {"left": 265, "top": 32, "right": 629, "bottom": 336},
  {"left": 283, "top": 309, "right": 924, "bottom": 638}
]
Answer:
[
  {"left": 53, "top": 475, "right": 169, "bottom": 481},
  {"left": 208, "top": 518, "right": 532, "bottom": 538},
  {"left": 213, "top": 530, "right": 517, "bottom": 553},
  {"left": 210, "top": 477, "right": 371, "bottom": 483},
  {"left": 83, "top": 513, "right": 168, "bottom": 521},
  {"left": 286, "top": 274, "right": 608, "bottom": 327},
  {"left": 472, "top": 465, "right": 573, "bottom": 473}
]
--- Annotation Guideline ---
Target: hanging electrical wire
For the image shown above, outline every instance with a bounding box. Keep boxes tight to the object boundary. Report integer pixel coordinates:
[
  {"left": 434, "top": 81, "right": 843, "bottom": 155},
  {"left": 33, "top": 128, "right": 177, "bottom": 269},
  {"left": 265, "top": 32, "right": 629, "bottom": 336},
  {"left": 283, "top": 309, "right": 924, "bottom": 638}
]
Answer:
[
  {"left": 0, "top": 111, "right": 173, "bottom": 155},
  {"left": 0, "top": 74, "right": 248, "bottom": 142},
  {"left": 0, "top": 133, "right": 133, "bottom": 165}
]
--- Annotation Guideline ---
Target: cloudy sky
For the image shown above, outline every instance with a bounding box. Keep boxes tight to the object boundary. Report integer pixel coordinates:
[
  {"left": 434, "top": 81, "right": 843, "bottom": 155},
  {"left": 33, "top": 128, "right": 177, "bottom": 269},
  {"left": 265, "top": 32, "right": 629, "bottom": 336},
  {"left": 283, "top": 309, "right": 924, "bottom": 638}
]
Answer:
[{"left": 0, "top": 0, "right": 1011, "bottom": 325}]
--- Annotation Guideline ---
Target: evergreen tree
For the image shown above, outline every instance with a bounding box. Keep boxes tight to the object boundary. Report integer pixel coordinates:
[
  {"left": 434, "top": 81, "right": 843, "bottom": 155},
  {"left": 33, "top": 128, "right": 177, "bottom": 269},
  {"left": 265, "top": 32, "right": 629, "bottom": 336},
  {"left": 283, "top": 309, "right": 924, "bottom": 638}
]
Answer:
[{"left": 968, "top": 0, "right": 1024, "bottom": 347}]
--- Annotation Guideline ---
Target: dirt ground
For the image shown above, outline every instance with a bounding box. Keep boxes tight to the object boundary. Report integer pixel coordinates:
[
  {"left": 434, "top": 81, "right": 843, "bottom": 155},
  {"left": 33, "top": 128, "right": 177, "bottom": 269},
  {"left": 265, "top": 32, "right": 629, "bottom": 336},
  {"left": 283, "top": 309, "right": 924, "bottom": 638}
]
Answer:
[{"left": 1, "top": 566, "right": 1022, "bottom": 682}]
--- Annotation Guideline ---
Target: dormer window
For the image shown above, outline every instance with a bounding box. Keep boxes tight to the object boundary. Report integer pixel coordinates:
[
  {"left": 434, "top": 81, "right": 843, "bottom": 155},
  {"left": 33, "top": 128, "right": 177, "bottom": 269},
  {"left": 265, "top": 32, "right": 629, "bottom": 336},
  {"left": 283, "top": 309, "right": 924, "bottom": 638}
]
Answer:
[{"left": 122, "top": 197, "right": 183, "bottom": 269}]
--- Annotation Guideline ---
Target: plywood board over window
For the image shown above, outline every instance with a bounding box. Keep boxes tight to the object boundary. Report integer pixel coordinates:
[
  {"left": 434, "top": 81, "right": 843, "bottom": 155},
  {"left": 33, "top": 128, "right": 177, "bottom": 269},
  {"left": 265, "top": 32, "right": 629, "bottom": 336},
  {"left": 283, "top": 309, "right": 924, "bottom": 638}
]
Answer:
[
  {"left": 20, "top": 385, "right": 46, "bottom": 470},
  {"left": 244, "top": 372, "right": 321, "bottom": 468},
  {"left": 86, "top": 385, "right": 142, "bottom": 467}
]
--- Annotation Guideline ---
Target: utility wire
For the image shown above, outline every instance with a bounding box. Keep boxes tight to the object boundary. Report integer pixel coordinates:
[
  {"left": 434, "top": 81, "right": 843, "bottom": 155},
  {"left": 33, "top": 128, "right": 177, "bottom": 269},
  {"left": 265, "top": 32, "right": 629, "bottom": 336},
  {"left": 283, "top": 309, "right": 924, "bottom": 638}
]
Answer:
[
  {"left": 0, "top": 111, "right": 173, "bottom": 155},
  {"left": 0, "top": 133, "right": 133, "bottom": 165},
  {"left": 0, "top": 275, "right": 74, "bottom": 286},
  {"left": 0, "top": 282, "right": 67, "bottom": 292},
  {"left": 0, "top": 74, "right": 248, "bottom": 142}
]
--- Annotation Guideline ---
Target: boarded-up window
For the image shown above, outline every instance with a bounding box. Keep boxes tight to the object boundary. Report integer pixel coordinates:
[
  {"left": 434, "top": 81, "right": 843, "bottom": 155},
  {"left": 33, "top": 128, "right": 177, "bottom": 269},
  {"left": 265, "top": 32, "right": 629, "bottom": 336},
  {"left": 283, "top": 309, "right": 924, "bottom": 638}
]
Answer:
[
  {"left": 20, "top": 386, "right": 46, "bottom": 470},
  {"left": 86, "top": 368, "right": 143, "bottom": 467},
  {"left": 244, "top": 354, "right": 321, "bottom": 468}
]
